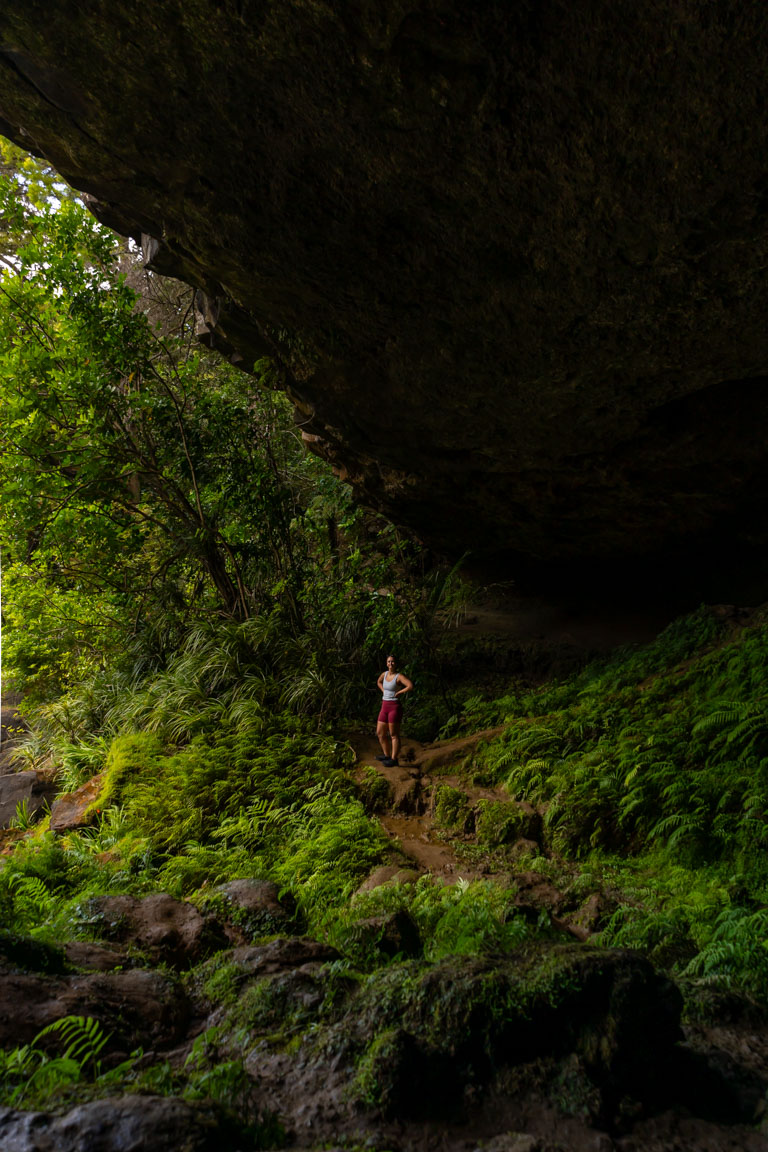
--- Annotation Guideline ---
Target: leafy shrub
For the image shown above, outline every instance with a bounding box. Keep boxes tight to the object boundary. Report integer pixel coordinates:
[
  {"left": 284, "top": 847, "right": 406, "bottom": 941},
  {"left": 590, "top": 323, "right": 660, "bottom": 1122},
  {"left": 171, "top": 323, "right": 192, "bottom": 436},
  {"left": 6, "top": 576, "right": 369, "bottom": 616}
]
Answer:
[
  {"left": 474, "top": 799, "right": 527, "bottom": 848},
  {"left": 0, "top": 1015, "right": 138, "bottom": 1109},
  {"left": 432, "top": 786, "right": 469, "bottom": 831}
]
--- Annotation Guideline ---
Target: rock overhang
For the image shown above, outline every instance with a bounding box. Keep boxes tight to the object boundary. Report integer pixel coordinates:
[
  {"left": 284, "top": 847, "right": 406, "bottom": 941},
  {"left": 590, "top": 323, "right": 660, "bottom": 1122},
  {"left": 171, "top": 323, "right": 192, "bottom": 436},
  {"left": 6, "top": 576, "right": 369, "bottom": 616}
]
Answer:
[{"left": 1, "top": 1, "right": 768, "bottom": 598}]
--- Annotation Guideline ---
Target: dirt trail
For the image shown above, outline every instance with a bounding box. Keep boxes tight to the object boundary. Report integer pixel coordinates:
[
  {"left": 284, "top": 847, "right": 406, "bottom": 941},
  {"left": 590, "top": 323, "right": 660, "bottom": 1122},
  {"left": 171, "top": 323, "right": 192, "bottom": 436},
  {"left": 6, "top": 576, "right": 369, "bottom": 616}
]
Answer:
[
  {"left": 351, "top": 728, "right": 512, "bottom": 884},
  {"left": 352, "top": 728, "right": 604, "bottom": 947}
]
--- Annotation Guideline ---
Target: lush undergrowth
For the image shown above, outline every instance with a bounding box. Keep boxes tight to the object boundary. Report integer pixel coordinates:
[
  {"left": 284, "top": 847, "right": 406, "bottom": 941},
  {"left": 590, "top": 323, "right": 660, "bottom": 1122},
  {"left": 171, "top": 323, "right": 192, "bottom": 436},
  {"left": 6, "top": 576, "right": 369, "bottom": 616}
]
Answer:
[
  {"left": 1, "top": 656, "right": 538, "bottom": 969},
  {"left": 2, "top": 599, "right": 768, "bottom": 1133},
  {"left": 4, "top": 601, "right": 768, "bottom": 1003},
  {"left": 439, "top": 604, "right": 768, "bottom": 999}
]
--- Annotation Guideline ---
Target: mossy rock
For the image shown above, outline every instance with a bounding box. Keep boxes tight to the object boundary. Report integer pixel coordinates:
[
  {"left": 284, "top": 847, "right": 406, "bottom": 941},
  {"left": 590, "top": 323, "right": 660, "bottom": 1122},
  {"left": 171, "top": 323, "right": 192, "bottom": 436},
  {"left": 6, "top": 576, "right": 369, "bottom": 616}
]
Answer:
[
  {"left": 475, "top": 799, "right": 534, "bottom": 848},
  {"left": 0, "top": 929, "right": 67, "bottom": 974},
  {"left": 358, "top": 767, "right": 393, "bottom": 813},
  {"left": 84, "top": 732, "right": 164, "bottom": 818},
  {"left": 347, "top": 910, "right": 421, "bottom": 963},
  {"left": 199, "top": 937, "right": 350, "bottom": 1039},
  {"left": 348, "top": 944, "right": 682, "bottom": 1121},
  {"left": 214, "top": 878, "right": 301, "bottom": 939},
  {"left": 354, "top": 1025, "right": 462, "bottom": 1119},
  {"left": 432, "top": 784, "right": 470, "bottom": 831}
]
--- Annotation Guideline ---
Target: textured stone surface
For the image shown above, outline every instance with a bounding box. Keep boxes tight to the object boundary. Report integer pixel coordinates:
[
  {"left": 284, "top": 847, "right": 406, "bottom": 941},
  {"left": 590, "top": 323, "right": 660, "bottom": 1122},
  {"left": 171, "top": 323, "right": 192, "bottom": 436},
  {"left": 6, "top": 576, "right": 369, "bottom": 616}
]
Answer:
[
  {"left": 0, "top": 771, "right": 56, "bottom": 829},
  {"left": 230, "top": 935, "right": 340, "bottom": 978},
  {"left": 87, "top": 892, "right": 228, "bottom": 968},
  {"left": 215, "top": 877, "right": 297, "bottom": 937},
  {"left": 1, "top": 3, "right": 768, "bottom": 592},
  {"left": 49, "top": 773, "right": 104, "bottom": 833},
  {"left": 0, "top": 1096, "right": 237, "bottom": 1152},
  {"left": 0, "top": 963, "right": 189, "bottom": 1051}
]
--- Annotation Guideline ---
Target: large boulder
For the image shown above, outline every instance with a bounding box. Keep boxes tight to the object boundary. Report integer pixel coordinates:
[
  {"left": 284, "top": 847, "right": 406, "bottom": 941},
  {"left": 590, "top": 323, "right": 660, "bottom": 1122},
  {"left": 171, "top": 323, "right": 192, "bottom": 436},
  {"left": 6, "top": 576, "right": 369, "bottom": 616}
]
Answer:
[
  {"left": 0, "top": 964, "right": 189, "bottom": 1053},
  {"left": 87, "top": 892, "right": 228, "bottom": 969},
  {"left": 1, "top": 4, "right": 768, "bottom": 594},
  {"left": 343, "top": 944, "right": 683, "bottom": 1123}
]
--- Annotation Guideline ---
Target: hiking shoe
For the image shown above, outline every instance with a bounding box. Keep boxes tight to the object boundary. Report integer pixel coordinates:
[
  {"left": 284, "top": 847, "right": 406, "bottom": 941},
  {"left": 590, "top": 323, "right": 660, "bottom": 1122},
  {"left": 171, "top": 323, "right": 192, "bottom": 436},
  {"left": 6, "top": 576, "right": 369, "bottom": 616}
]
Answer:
[
  {"left": 375, "top": 754, "right": 389, "bottom": 762},
  {"left": 381, "top": 757, "right": 397, "bottom": 767}
]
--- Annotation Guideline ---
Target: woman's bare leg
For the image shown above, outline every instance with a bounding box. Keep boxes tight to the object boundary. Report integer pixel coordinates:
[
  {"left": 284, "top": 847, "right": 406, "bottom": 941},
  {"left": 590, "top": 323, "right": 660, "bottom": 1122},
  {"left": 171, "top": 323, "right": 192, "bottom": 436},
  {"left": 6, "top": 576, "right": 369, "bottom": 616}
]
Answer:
[
  {"left": 389, "top": 722, "right": 401, "bottom": 762},
  {"left": 377, "top": 720, "right": 391, "bottom": 758}
]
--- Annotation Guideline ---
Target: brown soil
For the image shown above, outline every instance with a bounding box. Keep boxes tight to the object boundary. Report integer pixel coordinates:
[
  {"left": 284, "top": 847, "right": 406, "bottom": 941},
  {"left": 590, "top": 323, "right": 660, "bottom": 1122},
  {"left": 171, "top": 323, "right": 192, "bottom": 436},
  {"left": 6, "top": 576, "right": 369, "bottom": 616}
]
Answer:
[{"left": 352, "top": 729, "right": 510, "bottom": 884}]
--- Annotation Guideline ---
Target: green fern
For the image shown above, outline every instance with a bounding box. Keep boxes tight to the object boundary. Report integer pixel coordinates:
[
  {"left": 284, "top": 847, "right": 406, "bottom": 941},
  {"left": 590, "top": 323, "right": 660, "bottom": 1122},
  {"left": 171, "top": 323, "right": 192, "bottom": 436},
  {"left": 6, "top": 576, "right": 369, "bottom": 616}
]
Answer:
[
  {"left": 9, "top": 798, "right": 36, "bottom": 830},
  {"left": 34, "top": 1014, "right": 109, "bottom": 1070},
  {"left": 6, "top": 1015, "right": 112, "bottom": 1107},
  {"left": 8, "top": 873, "right": 56, "bottom": 916}
]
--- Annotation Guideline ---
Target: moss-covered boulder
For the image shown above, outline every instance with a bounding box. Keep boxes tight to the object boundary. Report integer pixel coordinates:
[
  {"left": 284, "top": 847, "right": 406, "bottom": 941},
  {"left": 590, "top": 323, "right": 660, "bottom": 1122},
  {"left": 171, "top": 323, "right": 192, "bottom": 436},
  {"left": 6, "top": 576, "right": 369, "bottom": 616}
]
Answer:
[
  {"left": 214, "top": 878, "right": 299, "bottom": 940},
  {"left": 475, "top": 799, "right": 540, "bottom": 848},
  {"left": 347, "top": 944, "right": 682, "bottom": 1122}
]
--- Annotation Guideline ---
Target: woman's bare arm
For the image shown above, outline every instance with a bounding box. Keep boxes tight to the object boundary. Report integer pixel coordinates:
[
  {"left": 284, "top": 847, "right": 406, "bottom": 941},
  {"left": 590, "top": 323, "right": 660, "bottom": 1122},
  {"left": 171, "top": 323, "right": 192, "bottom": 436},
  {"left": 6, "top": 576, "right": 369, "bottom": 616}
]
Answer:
[{"left": 395, "top": 674, "right": 413, "bottom": 695}]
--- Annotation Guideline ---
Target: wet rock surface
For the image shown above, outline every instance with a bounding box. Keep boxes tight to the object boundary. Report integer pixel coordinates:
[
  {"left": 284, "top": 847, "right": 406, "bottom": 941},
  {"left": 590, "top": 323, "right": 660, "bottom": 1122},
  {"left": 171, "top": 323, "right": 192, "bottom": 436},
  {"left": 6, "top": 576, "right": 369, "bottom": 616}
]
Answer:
[
  {"left": 2, "top": 3, "right": 768, "bottom": 593},
  {"left": 0, "top": 1095, "right": 240, "bottom": 1152}
]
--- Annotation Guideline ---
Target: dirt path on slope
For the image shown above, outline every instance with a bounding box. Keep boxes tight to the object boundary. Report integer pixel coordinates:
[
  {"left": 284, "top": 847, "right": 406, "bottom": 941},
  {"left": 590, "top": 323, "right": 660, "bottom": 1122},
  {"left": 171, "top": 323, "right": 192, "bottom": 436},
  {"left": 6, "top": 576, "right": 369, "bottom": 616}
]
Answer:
[{"left": 351, "top": 727, "right": 519, "bottom": 884}]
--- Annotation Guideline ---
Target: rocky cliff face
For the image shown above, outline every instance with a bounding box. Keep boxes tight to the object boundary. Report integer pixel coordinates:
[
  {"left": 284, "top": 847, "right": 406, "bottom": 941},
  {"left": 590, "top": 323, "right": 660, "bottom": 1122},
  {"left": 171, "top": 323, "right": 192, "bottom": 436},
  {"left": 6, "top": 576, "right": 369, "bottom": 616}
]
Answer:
[{"left": 1, "top": 1, "right": 768, "bottom": 594}]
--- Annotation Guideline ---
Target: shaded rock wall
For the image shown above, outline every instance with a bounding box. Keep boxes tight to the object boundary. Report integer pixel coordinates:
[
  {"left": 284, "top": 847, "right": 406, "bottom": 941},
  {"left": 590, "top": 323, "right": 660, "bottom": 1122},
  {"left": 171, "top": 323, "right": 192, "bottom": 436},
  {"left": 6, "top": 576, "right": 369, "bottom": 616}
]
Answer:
[{"left": 1, "top": 1, "right": 768, "bottom": 593}]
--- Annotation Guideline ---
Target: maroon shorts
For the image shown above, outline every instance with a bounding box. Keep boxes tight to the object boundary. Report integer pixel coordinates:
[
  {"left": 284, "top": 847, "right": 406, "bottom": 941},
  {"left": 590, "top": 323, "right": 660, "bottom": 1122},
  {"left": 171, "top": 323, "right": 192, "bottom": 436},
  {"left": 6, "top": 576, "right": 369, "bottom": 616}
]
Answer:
[{"left": 378, "top": 700, "right": 403, "bottom": 725}]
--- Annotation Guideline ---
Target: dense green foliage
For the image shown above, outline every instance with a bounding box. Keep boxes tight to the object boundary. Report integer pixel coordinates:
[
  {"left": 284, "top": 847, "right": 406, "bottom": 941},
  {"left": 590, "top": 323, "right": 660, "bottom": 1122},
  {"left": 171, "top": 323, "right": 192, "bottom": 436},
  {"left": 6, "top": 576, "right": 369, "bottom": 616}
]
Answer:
[
  {"left": 0, "top": 148, "right": 477, "bottom": 743},
  {"left": 437, "top": 607, "right": 768, "bottom": 997},
  {"left": 3, "top": 143, "right": 768, "bottom": 1131}
]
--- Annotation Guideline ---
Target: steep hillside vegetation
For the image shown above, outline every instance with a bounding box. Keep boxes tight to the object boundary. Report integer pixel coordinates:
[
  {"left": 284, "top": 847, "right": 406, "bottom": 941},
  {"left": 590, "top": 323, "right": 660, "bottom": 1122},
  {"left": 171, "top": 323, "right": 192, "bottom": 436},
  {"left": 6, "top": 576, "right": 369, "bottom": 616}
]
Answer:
[{"left": 3, "top": 604, "right": 768, "bottom": 1149}]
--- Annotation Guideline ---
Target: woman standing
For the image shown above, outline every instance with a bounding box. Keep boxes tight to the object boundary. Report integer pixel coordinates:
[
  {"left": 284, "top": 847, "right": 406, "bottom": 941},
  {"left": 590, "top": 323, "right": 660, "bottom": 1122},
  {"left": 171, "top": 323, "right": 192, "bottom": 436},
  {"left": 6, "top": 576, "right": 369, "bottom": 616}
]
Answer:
[{"left": 376, "top": 654, "right": 413, "bottom": 767}]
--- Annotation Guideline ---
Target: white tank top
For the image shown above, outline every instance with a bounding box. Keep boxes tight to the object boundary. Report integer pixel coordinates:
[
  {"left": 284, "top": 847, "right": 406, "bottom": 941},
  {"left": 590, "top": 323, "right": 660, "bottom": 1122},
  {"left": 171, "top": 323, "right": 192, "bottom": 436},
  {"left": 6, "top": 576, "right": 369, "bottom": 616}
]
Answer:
[{"left": 382, "top": 671, "right": 400, "bottom": 701}]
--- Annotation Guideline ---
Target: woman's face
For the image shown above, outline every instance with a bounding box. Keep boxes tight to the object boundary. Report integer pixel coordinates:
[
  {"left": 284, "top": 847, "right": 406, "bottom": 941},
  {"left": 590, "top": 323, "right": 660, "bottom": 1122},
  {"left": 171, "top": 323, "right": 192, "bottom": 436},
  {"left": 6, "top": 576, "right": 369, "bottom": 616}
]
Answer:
[{"left": 386, "top": 655, "right": 396, "bottom": 671}]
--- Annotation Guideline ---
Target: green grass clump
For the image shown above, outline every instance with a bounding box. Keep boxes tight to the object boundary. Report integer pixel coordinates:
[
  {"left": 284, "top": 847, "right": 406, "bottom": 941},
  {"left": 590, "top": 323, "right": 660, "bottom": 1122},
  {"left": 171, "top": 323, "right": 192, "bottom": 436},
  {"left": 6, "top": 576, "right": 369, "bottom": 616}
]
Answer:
[
  {"left": 474, "top": 799, "right": 528, "bottom": 848},
  {"left": 329, "top": 876, "right": 534, "bottom": 968},
  {"left": 432, "top": 785, "right": 469, "bottom": 831}
]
